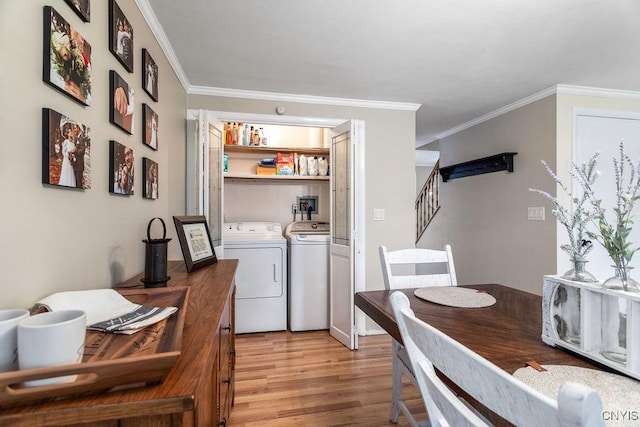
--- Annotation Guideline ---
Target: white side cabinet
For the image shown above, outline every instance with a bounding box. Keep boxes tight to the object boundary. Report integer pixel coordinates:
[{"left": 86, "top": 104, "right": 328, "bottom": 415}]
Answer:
[{"left": 542, "top": 275, "right": 640, "bottom": 380}]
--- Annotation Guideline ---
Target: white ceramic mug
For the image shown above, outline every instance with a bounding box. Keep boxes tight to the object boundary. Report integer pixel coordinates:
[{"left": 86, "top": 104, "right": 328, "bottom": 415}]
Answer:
[
  {"left": 18, "top": 309, "right": 86, "bottom": 386},
  {"left": 0, "top": 309, "right": 30, "bottom": 372}
]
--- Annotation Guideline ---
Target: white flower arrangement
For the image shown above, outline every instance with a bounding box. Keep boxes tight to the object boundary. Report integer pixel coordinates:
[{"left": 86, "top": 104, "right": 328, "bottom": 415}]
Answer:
[{"left": 530, "top": 153, "right": 600, "bottom": 262}]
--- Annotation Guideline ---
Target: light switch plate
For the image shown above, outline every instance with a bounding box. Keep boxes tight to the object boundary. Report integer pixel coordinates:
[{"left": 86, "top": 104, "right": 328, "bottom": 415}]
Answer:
[
  {"left": 528, "top": 206, "right": 545, "bottom": 221},
  {"left": 373, "top": 208, "right": 385, "bottom": 221}
]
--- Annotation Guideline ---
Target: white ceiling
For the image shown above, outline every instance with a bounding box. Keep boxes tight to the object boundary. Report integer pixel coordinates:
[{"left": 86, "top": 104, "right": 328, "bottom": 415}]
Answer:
[{"left": 143, "top": 0, "right": 640, "bottom": 147}]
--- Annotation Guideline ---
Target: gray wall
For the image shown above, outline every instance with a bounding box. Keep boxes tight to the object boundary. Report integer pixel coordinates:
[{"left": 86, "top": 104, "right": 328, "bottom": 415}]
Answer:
[
  {"left": 421, "top": 96, "right": 558, "bottom": 295},
  {"left": 0, "top": 1, "right": 187, "bottom": 309}
]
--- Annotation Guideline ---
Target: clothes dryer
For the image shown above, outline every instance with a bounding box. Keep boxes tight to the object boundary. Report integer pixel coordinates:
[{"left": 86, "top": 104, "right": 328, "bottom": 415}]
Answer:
[
  {"left": 223, "top": 222, "right": 287, "bottom": 333},
  {"left": 284, "top": 221, "right": 330, "bottom": 331}
]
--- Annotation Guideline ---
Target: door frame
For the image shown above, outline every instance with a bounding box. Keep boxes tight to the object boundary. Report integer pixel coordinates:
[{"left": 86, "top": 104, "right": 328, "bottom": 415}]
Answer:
[{"left": 186, "top": 109, "right": 366, "bottom": 338}]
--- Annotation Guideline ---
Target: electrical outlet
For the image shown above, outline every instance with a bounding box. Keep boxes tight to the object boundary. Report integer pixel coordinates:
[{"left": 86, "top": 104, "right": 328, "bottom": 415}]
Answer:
[
  {"left": 291, "top": 204, "right": 297, "bottom": 213},
  {"left": 373, "top": 208, "right": 385, "bottom": 221}
]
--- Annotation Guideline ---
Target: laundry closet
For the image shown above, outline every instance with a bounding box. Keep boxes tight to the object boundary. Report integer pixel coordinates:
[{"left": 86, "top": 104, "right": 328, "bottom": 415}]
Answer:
[
  {"left": 221, "top": 122, "right": 332, "bottom": 334},
  {"left": 187, "top": 111, "right": 361, "bottom": 349}
]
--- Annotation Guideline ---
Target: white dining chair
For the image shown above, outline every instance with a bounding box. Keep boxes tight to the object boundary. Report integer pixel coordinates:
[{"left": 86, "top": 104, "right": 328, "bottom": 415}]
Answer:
[
  {"left": 379, "top": 245, "right": 457, "bottom": 426},
  {"left": 390, "top": 291, "right": 605, "bottom": 427}
]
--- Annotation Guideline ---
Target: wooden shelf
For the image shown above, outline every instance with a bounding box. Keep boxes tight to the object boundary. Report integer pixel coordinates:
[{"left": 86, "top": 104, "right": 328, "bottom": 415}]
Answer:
[
  {"left": 224, "top": 145, "right": 329, "bottom": 156},
  {"left": 440, "top": 152, "right": 517, "bottom": 182},
  {"left": 224, "top": 173, "right": 329, "bottom": 181}
]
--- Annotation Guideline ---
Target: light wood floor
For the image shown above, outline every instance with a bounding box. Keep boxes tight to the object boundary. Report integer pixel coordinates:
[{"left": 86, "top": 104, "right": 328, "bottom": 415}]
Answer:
[{"left": 228, "top": 330, "right": 427, "bottom": 426}]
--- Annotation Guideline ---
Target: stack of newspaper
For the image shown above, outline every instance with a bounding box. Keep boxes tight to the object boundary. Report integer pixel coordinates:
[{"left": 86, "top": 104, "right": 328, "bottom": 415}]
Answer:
[{"left": 32, "top": 289, "right": 178, "bottom": 335}]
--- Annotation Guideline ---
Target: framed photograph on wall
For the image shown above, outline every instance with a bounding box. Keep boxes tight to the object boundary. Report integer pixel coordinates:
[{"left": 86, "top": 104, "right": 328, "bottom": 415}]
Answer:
[
  {"left": 108, "top": 0, "right": 133, "bottom": 72},
  {"left": 43, "top": 6, "right": 92, "bottom": 106},
  {"left": 142, "top": 158, "right": 158, "bottom": 200},
  {"left": 64, "top": 0, "right": 90, "bottom": 22},
  {"left": 142, "top": 104, "right": 158, "bottom": 150},
  {"left": 142, "top": 49, "right": 158, "bottom": 101},
  {"left": 109, "top": 140, "right": 134, "bottom": 195},
  {"left": 173, "top": 216, "right": 217, "bottom": 272},
  {"left": 109, "top": 70, "right": 134, "bottom": 134},
  {"left": 42, "top": 108, "right": 91, "bottom": 189}
]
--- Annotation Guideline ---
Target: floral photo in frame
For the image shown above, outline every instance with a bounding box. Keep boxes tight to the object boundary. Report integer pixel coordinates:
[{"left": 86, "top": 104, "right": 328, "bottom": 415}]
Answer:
[
  {"left": 109, "top": 70, "right": 134, "bottom": 134},
  {"left": 43, "top": 6, "right": 92, "bottom": 106},
  {"left": 64, "top": 0, "right": 90, "bottom": 22},
  {"left": 108, "top": 0, "right": 133, "bottom": 72},
  {"left": 173, "top": 216, "right": 217, "bottom": 272},
  {"left": 142, "top": 104, "right": 158, "bottom": 150},
  {"left": 142, "top": 49, "right": 158, "bottom": 101},
  {"left": 109, "top": 140, "right": 134, "bottom": 195},
  {"left": 42, "top": 108, "right": 91, "bottom": 189},
  {"left": 142, "top": 158, "right": 158, "bottom": 200}
]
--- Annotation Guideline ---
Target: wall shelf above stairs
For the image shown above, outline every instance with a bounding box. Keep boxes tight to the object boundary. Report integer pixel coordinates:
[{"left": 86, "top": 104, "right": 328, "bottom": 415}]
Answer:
[{"left": 439, "top": 152, "right": 517, "bottom": 182}]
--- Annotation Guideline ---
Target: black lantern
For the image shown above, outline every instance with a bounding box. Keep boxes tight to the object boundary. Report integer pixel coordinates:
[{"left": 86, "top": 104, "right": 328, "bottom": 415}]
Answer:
[{"left": 142, "top": 217, "right": 171, "bottom": 288}]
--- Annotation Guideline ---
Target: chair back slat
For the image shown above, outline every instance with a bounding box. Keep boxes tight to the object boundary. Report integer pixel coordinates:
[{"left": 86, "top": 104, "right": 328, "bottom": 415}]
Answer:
[
  {"left": 390, "top": 291, "right": 605, "bottom": 427},
  {"left": 380, "top": 245, "right": 457, "bottom": 291}
]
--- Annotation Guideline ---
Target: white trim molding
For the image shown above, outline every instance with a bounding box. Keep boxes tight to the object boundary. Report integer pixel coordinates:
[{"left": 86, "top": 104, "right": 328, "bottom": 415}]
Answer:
[
  {"left": 432, "top": 84, "right": 640, "bottom": 144},
  {"left": 137, "top": 0, "right": 421, "bottom": 112}
]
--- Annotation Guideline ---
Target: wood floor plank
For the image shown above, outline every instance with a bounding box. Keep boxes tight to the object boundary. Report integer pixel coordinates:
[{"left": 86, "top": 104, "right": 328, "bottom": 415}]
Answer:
[{"left": 228, "top": 331, "right": 427, "bottom": 426}]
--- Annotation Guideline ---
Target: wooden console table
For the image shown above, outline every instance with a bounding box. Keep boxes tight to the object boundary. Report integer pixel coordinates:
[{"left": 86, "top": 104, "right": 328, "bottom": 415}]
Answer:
[{"left": 0, "top": 260, "right": 237, "bottom": 427}]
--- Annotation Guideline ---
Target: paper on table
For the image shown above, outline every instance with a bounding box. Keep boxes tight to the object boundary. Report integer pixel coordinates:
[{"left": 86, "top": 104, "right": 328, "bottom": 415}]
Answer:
[{"left": 32, "top": 289, "right": 178, "bottom": 335}]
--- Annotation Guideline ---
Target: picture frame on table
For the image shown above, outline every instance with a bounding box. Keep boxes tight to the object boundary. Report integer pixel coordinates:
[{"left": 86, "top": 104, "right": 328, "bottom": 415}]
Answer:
[
  {"left": 108, "top": 0, "right": 133, "bottom": 72},
  {"left": 109, "top": 70, "right": 134, "bottom": 134},
  {"left": 64, "top": 0, "right": 90, "bottom": 22},
  {"left": 142, "top": 158, "right": 158, "bottom": 200},
  {"left": 142, "top": 49, "right": 158, "bottom": 101},
  {"left": 142, "top": 104, "right": 158, "bottom": 150},
  {"left": 42, "top": 108, "right": 91, "bottom": 189},
  {"left": 173, "top": 216, "right": 217, "bottom": 272},
  {"left": 109, "top": 140, "right": 134, "bottom": 195},
  {"left": 43, "top": 6, "right": 92, "bottom": 106}
]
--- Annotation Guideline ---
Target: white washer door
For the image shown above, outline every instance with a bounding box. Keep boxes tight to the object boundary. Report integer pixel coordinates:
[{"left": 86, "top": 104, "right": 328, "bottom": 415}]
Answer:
[{"left": 225, "top": 246, "right": 284, "bottom": 299}]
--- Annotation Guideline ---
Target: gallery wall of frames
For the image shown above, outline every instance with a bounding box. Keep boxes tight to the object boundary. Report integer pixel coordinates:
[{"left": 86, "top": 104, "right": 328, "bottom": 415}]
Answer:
[{"left": 42, "top": 0, "right": 160, "bottom": 200}]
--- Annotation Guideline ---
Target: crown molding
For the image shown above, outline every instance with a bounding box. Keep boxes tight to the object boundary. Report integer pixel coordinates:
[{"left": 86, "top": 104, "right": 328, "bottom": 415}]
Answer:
[
  {"left": 136, "top": 0, "right": 190, "bottom": 91},
  {"left": 137, "top": 0, "right": 420, "bottom": 112},
  {"left": 188, "top": 85, "right": 421, "bottom": 111},
  {"left": 430, "top": 84, "right": 640, "bottom": 144}
]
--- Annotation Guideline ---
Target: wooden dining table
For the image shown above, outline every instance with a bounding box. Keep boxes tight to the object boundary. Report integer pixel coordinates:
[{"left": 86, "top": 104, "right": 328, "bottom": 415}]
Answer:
[{"left": 355, "top": 283, "right": 611, "bottom": 425}]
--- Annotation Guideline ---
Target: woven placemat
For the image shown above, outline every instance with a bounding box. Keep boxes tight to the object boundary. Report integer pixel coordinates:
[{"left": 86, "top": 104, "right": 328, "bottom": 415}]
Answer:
[
  {"left": 514, "top": 365, "right": 640, "bottom": 426},
  {"left": 413, "top": 287, "right": 496, "bottom": 308}
]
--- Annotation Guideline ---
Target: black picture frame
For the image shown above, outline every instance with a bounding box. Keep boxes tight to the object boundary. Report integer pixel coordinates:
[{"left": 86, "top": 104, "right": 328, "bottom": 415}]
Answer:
[
  {"left": 109, "top": 70, "right": 134, "bottom": 134},
  {"left": 142, "top": 158, "right": 158, "bottom": 200},
  {"left": 109, "top": 140, "right": 134, "bottom": 195},
  {"left": 173, "top": 216, "right": 217, "bottom": 272},
  {"left": 142, "top": 104, "right": 158, "bottom": 150},
  {"left": 108, "top": 0, "right": 133, "bottom": 72},
  {"left": 64, "top": 0, "right": 90, "bottom": 22},
  {"left": 42, "top": 108, "right": 91, "bottom": 189},
  {"left": 142, "top": 49, "right": 158, "bottom": 101},
  {"left": 43, "top": 6, "right": 92, "bottom": 106}
]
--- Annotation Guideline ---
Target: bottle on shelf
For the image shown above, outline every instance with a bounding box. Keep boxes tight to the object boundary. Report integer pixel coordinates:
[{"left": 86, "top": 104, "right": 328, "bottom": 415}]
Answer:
[
  {"left": 243, "top": 123, "right": 250, "bottom": 145},
  {"left": 237, "top": 122, "right": 244, "bottom": 146},
  {"left": 224, "top": 122, "right": 232, "bottom": 145},
  {"left": 252, "top": 127, "right": 260, "bottom": 145},
  {"left": 259, "top": 127, "right": 267, "bottom": 145},
  {"left": 231, "top": 123, "right": 238, "bottom": 145}
]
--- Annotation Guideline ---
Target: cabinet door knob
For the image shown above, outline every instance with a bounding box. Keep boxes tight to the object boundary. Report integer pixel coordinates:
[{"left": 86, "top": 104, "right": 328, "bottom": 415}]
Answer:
[
  {"left": 223, "top": 378, "right": 231, "bottom": 385},
  {"left": 222, "top": 325, "right": 232, "bottom": 331}
]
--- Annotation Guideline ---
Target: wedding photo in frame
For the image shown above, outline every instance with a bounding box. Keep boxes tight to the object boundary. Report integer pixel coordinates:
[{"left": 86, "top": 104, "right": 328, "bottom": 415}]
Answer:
[
  {"left": 142, "top": 104, "right": 158, "bottom": 150},
  {"left": 43, "top": 6, "right": 92, "bottom": 106},
  {"left": 64, "top": 0, "right": 90, "bottom": 22},
  {"left": 142, "top": 49, "right": 158, "bottom": 101},
  {"left": 173, "top": 216, "right": 217, "bottom": 272},
  {"left": 42, "top": 108, "right": 91, "bottom": 189},
  {"left": 109, "top": 140, "right": 134, "bottom": 195},
  {"left": 142, "top": 158, "right": 158, "bottom": 200},
  {"left": 109, "top": 70, "right": 134, "bottom": 134},
  {"left": 108, "top": 0, "right": 133, "bottom": 72}
]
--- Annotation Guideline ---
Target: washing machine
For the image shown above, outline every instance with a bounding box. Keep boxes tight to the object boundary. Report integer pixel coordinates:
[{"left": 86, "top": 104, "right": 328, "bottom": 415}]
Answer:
[
  {"left": 223, "top": 222, "right": 287, "bottom": 334},
  {"left": 284, "top": 220, "right": 330, "bottom": 331}
]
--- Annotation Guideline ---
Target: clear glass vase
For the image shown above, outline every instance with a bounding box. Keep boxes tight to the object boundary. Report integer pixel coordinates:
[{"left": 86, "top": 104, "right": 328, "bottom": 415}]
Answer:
[
  {"left": 562, "top": 257, "right": 597, "bottom": 282},
  {"left": 603, "top": 265, "right": 640, "bottom": 292}
]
